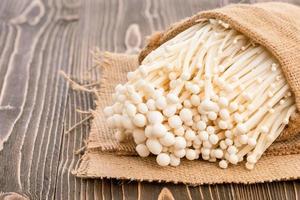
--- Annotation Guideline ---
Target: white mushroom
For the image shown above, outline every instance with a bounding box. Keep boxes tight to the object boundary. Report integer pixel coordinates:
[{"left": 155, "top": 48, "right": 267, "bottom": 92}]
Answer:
[
  {"left": 136, "top": 144, "right": 150, "bottom": 157},
  {"left": 156, "top": 153, "right": 171, "bottom": 166},
  {"left": 103, "top": 19, "right": 296, "bottom": 170}
]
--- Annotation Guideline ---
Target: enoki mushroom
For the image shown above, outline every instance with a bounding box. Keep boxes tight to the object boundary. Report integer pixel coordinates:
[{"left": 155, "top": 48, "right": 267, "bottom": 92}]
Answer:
[{"left": 103, "top": 19, "right": 297, "bottom": 169}]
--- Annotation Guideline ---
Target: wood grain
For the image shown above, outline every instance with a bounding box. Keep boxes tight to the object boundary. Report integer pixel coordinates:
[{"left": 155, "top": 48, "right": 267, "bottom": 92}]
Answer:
[{"left": 0, "top": 0, "right": 299, "bottom": 199}]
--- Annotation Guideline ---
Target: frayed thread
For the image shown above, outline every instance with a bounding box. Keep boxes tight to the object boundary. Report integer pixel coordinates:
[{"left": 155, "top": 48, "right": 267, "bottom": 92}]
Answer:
[
  {"left": 59, "top": 70, "right": 97, "bottom": 93},
  {"left": 64, "top": 114, "right": 92, "bottom": 135}
]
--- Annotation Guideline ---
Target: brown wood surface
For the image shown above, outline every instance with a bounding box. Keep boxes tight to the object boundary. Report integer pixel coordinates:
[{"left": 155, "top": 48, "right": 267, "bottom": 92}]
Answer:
[{"left": 0, "top": 0, "right": 300, "bottom": 199}]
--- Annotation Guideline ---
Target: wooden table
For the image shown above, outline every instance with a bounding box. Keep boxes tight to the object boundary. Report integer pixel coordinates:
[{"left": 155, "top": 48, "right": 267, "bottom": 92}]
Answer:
[{"left": 0, "top": 0, "right": 299, "bottom": 199}]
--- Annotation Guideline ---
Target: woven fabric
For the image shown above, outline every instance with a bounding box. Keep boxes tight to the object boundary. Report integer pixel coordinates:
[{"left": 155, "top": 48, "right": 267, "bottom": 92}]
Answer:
[
  {"left": 75, "top": 152, "right": 300, "bottom": 185},
  {"left": 74, "top": 2, "right": 300, "bottom": 184},
  {"left": 73, "top": 52, "right": 300, "bottom": 184}
]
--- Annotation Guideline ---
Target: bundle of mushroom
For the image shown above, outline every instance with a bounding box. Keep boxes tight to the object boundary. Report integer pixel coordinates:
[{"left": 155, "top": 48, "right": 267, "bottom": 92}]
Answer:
[{"left": 103, "top": 19, "right": 296, "bottom": 169}]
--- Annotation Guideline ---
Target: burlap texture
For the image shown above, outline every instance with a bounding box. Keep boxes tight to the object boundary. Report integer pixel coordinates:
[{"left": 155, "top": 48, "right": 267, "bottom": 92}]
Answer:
[{"left": 74, "top": 2, "right": 300, "bottom": 184}]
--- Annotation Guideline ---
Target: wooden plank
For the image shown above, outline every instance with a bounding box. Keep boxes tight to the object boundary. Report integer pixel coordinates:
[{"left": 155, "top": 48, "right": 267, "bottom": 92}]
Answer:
[
  {"left": 0, "top": 1, "right": 79, "bottom": 200},
  {"left": 0, "top": 0, "right": 299, "bottom": 199}
]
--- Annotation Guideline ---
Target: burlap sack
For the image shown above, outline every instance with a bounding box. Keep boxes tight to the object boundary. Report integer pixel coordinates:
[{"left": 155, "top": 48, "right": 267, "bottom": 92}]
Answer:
[{"left": 73, "top": 2, "right": 300, "bottom": 184}]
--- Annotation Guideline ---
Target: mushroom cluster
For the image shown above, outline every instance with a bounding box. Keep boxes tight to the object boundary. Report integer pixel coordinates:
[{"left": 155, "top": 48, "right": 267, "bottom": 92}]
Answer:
[{"left": 104, "top": 19, "right": 296, "bottom": 169}]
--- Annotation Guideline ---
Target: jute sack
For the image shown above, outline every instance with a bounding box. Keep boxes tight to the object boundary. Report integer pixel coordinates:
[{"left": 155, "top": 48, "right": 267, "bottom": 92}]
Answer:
[{"left": 73, "top": 2, "right": 300, "bottom": 184}]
